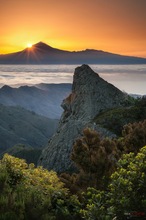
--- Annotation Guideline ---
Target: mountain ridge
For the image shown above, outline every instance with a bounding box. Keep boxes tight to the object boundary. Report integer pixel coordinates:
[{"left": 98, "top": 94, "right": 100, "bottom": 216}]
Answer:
[
  {"left": 0, "top": 83, "right": 71, "bottom": 119},
  {"left": 0, "top": 42, "right": 146, "bottom": 64},
  {"left": 0, "top": 104, "right": 58, "bottom": 154}
]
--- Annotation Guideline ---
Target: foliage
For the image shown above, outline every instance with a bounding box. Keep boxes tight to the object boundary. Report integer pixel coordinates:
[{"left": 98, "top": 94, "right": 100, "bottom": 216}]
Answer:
[
  {"left": 61, "top": 122, "right": 146, "bottom": 218},
  {"left": 0, "top": 144, "right": 42, "bottom": 166},
  {"left": 80, "top": 146, "right": 146, "bottom": 220},
  {"left": 1, "top": 119, "right": 146, "bottom": 219},
  {"left": 122, "top": 119, "right": 146, "bottom": 153},
  {"left": 94, "top": 96, "right": 146, "bottom": 136},
  {"left": 70, "top": 128, "right": 120, "bottom": 190},
  {"left": 80, "top": 188, "right": 110, "bottom": 220},
  {"left": 108, "top": 145, "right": 146, "bottom": 219},
  {"left": 0, "top": 154, "right": 81, "bottom": 220}
]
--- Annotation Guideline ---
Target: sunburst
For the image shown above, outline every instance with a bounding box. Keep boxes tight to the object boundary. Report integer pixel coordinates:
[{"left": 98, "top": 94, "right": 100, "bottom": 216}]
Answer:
[{"left": 27, "top": 43, "right": 32, "bottom": 48}]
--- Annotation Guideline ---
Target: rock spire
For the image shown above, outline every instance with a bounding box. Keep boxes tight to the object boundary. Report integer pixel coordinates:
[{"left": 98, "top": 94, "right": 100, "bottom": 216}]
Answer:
[{"left": 38, "top": 64, "right": 128, "bottom": 172}]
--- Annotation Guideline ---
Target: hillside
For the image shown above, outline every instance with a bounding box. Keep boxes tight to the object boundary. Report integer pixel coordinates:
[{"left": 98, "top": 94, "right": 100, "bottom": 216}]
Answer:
[
  {"left": 0, "top": 41, "right": 146, "bottom": 64},
  {"left": 0, "top": 144, "right": 42, "bottom": 166},
  {"left": 0, "top": 104, "right": 58, "bottom": 154},
  {"left": 0, "top": 83, "right": 71, "bottom": 119},
  {"left": 94, "top": 97, "right": 146, "bottom": 136}
]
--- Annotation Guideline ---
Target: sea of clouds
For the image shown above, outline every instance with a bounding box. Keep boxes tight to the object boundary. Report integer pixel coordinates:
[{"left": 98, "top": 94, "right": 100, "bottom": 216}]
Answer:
[{"left": 0, "top": 64, "right": 146, "bottom": 95}]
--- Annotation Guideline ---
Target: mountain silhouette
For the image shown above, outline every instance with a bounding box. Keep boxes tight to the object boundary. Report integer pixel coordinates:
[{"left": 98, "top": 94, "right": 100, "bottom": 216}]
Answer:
[
  {"left": 32, "top": 41, "right": 67, "bottom": 52},
  {"left": 0, "top": 42, "right": 146, "bottom": 64}
]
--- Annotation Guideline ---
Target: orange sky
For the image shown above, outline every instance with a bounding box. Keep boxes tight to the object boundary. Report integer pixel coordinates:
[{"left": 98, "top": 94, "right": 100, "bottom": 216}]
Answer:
[{"left": 0, "top": 0, "right": 146, "bottom": 57}]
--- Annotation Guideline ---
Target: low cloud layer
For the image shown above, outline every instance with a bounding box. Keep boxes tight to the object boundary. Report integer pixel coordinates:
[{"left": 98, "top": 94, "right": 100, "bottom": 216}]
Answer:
[{"left": 0, "top": 64, "right": 146, "bottom": 95}]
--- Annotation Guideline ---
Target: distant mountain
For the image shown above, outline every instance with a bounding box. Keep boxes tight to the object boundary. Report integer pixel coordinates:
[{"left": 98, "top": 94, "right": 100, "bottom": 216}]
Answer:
[
  {"left": 0, "top": 104, "right": 58, "bottom": 154},
  {"left": 0, "top": 83, "right": 72, "bottom": 155},
  {"left": 0, "top": 41, "right": 146, "bottom": 64},
  {"left": 0, "top": 83, "right": 71, "bottom": 119}
]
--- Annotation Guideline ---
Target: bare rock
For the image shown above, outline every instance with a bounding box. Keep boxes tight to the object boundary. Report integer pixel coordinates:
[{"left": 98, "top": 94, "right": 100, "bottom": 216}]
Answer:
[{"left": 38, "top": 64, "right": 129, "bottom": 172}]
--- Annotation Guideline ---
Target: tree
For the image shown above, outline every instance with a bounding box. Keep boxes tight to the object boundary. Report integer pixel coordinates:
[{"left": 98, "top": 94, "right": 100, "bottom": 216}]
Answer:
[
  {"left": 122, "top": 119, "right": 146, "bottom": 153},
  {"left": 71, "top": 128, "right": 119, "bottom": 189}
]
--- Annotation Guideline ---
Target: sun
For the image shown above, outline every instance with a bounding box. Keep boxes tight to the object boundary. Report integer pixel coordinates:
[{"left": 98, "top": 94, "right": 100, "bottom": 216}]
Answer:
[{"left": 27, "top": 43, "right": 32, "bottom": 48}]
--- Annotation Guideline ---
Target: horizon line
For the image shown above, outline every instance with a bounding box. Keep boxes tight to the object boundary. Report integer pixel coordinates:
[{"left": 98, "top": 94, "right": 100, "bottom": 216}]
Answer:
[{"left": 0, "top": 41, "right": 146, "bottom": 59}]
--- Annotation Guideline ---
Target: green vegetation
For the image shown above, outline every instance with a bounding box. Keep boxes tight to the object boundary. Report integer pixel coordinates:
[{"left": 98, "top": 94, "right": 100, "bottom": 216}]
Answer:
[
  {"left": 80, "top": 146, "right": 146, "bottom": 219},
  {"left": 0, "top": 144, "right": 42, "bottom": 166},
  {"left": 62, "top": 120, "right": 146, "bottom": 193},
  {"left": 94, "top": 97, "right": 146, "bottom": 136},
  {"left": 62, "top": 120, "right": 146, "bottom": 219},
  {"left": 0, "top": 119, "right": 146, "bottom": 219},
  {"left": 122, "top": 120, "right": 146, "bottom": 153},
  {"left": 0, "top": 154, "right": 81, "bottom": 220},
  {"left": 70, "top": 128, "right": 119, "bottom": 190}
]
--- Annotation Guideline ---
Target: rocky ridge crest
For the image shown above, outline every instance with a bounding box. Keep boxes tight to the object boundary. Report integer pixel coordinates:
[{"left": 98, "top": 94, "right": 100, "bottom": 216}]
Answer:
[{"left": 38, "top": 65, "right": 129, "bottom": 172}]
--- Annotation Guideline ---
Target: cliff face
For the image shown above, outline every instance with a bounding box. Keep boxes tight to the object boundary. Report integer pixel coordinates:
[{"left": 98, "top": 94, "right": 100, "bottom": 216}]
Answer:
[{"left": 38, "top": 64, "right": 129, "bottom": 172}]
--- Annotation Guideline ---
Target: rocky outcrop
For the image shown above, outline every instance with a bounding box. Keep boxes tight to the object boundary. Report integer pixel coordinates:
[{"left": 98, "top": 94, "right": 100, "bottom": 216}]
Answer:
[{"left": 38, "top": 64, "right": 129, "bottom": 172}]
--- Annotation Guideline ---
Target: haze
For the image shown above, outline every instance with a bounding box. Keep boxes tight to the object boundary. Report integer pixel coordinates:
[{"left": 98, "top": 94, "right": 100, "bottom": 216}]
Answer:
[{"left": 0, "top": 64, "right": 146, "bottom": 95}]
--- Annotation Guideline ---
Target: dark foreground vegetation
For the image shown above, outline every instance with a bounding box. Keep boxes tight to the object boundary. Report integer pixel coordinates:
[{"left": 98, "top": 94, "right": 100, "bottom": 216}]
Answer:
[
  {"left": 0, "top": 119, "right": 146, "bottom": 219},
  {"left": 94, "top": 96, "right": 146, "bottom": 136}
]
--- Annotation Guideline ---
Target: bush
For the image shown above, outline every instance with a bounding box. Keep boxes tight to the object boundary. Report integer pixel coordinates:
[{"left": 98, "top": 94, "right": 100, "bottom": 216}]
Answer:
[
  {"left": 0, "top": 154, "right": 81, "bottom": 220},
  {"left": 122, "top": 120, "right": 146, "bottom": 153},
  {"left": 71, "top": 128, "right": 119, "bottom": 190},
  {"left": 80, "top": 146, "right": 146, "bottom": 220},
  {"left": 108, "top": 146, "right": 146, "bottom": 219}
]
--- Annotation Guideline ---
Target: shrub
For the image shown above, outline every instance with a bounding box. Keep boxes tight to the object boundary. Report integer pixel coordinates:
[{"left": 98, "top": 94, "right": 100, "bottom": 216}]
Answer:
[
  {"left": 80, "top": 146, "right": 146, "bottom": 220},
  {"left": 0, "top": 154, "right": 81, "bottom": 220}
]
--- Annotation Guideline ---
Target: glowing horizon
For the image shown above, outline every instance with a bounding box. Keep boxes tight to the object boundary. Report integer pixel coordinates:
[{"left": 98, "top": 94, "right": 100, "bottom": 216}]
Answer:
[
  {"left": 27, "top": 43, "right": 32, "bottom": 48},
  {"left": 1, "top": 41, "right": 146, "bottom": 60},
  {"left": 1, "top": 0, "right": 146, "bottom": 58}
]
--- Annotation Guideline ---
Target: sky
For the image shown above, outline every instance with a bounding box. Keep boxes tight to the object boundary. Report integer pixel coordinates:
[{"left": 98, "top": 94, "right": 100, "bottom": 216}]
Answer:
[{"left": 0, "top": 0, "right": 146, "bottom": 57}]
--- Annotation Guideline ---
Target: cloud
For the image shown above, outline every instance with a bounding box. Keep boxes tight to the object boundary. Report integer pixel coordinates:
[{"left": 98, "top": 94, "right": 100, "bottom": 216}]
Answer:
[{"left": 0, "top": 64, "right": 146, "bottom": 95}]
